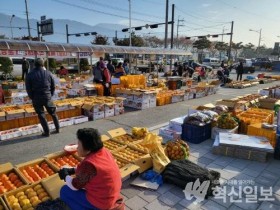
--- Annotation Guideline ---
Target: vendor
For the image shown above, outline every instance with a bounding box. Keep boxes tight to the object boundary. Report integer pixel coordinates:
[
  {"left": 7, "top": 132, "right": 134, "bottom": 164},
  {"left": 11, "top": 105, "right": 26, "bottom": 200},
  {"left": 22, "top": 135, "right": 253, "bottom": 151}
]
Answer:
[
  {"left": 59, "top": 128, "right": 123, "bottom": 210},
  {"left": 58, "top": 66, "right": 68, "bottom": 77}
]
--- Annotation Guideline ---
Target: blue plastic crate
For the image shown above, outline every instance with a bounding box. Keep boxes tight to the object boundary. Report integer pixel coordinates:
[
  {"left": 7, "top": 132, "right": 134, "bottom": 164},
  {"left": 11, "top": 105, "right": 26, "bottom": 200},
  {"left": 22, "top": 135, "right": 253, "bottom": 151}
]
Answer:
[{"left": 181, "top": 123, "right": 211, "bottom": 144}]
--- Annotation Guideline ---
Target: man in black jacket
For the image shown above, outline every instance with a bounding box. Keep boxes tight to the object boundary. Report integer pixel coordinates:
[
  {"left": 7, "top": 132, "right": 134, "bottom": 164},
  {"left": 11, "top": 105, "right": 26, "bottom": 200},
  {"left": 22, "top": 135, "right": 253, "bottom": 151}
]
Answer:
[{"left": 25, "top": 58, "right": 60, "bottom": 137}]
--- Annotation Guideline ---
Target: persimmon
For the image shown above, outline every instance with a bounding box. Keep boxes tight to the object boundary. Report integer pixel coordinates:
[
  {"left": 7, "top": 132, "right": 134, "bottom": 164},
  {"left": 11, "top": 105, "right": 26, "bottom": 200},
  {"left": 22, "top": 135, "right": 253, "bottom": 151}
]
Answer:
[
  {"left": 0, "top": 186, "right": 7, "bottom": 194},
  {"left": 38, "top": 192, "right": 48, "bottom": 200}
]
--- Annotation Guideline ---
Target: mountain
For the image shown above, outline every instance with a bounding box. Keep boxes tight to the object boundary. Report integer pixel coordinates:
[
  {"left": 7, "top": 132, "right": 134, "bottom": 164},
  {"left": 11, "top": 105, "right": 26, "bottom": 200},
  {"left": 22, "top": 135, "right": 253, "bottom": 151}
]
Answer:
[{"left": 0, "top": 13, "right": 127, "bottom": 44}]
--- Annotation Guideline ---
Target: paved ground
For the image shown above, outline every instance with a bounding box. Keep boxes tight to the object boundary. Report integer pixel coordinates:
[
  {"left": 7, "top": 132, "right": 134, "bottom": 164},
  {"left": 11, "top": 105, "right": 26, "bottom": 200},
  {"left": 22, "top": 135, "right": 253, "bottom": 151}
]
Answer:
[{"left": 1, "top": 71, "right": 280, "bottom": 209}]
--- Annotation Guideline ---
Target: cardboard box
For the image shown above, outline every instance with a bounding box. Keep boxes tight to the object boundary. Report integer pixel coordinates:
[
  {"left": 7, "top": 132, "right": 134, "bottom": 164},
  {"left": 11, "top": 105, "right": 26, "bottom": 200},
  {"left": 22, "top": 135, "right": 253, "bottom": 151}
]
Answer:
[
  {"left": 15, "top": 158, "right": 57, "bottom": 183},
  {"left": 0, "top": 162, "right": 29, "bottom": 195},
  {"left": 171, "top": 94, "right": 184, "bottom": 103},
  {"left": 4, "top": 182, "right": 52, "bottom": 210},
  {"left": 44, "top": 151, "right": 82, "bottom": 171},
  {"left": 72, "top": 115, "right": 89, "bottom": 124},
  {"left": 133, "top": 101, "right": 150, "bottom": 110},
  {"left": 113, "top": 146, "right": 152, "bottom": 173},
  {"left": 103, "top": 139, "right": 126, "bottom": 152},
  {"left": 59, "top": 118, "right": 74, "bottom": 127},
  {"left": 259, "top": 98, "right": 280, "bottom": 110},
  {"left": 133, "top": 92, "right": 150, "bottom": 103},
  {"left": 93, "top": 111, "right": 105, "bottom": 121},
  {"left": 41, "top": 174, "right": 65, "bottom": 199},
  {"left": 0, "top": 112, "right": 5, "bottom": 122},
  {"left": 104, "top": 102, "right": 115, "bottom": 112},
  {"left": 104, "top": 109, "right": 114, "bottom": 118},
  {"left": 0, "top": 128, "right": 22, "bottom": 141},
  {"left": 0, "top": 196, "right": 8, "bottom": 210},
  {"left": 19, "top": 125, "right": 41, "bottom": 136},
  {"left": 149, "top": 98, "right": 157, "bottom": 108},
  {"left": 108, "top": 128, "right": 144, "bottom": 144},
  {"left": 113, "top": 157, "right": 139, "bottom": 181},
  {"left": 5, "top": 109, "right": 25, "bottom": 120},
  {"left": 114, "top": 107, "right": 125, "bottom": 115}
]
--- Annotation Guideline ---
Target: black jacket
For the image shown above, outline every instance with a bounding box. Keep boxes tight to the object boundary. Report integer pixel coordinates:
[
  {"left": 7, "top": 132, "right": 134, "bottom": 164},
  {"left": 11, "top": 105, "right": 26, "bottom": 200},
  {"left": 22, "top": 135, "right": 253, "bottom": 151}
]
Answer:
[{"left": 25, "top": 67, "right": 55, "bottom": 101}]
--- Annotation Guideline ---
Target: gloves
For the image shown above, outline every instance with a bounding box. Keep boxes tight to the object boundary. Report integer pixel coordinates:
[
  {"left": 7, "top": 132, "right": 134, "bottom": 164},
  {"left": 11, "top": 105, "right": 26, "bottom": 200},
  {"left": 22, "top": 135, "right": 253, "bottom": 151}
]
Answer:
[
  {"left": 58, "top": 168, "right": 75, "bottom": 181},
  {"left": 105, "top": 83, "right": 109, "bottom": 88}
]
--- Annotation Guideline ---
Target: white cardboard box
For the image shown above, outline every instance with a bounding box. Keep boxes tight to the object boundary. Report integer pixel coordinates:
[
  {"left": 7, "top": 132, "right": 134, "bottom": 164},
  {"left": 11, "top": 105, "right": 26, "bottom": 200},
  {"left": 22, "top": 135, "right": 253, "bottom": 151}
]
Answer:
[
  {"left": 0, "top": 128, "right": 22, "bottom": 141},
  {"left": 114, "top": 107, "right": 125, "bottom": 115},
  {"left": 59, "top": 118, "right": 74, "bottom": 127},
  {"left": 93, "top": 111, "right": 105, "bottom": 120},
  {"left": 19, "top": 125, "right": 41, "bottom": 136},
  {"left": 72, "top": 116, "right": 89, "bottom": 124},
  {"left": 105, "top": 109, "right": 114, "bottom": 118}
]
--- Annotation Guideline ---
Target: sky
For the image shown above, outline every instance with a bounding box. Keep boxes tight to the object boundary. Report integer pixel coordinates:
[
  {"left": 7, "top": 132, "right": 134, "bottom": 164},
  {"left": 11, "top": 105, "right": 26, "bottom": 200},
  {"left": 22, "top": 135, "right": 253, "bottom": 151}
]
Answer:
[{"left": 1, "top": 0, "right": 280, "bottom": 48}]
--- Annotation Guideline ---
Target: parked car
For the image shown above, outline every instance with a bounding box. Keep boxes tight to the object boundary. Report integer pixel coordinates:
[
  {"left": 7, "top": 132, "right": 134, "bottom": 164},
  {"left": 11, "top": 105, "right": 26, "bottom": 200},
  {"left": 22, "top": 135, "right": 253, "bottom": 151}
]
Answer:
[
  {"left": 202, "top": 58, "right": 220, "bottom": 68},
  {"left": 252, "top": 58, "right": 272, "bottom": 69},
  {"left": 184, "top": 60, "right": 213, "bottom": 72},
  {"left": 229, "top": 59, "right": 255, "bottom": 74}
]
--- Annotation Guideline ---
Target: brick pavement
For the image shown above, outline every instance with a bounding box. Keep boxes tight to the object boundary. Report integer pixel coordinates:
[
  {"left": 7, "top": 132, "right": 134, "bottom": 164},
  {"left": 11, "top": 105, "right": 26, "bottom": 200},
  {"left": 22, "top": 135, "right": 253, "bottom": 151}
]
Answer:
[{"left": 122, "top": 133, "right": 280, "bottom": 210}]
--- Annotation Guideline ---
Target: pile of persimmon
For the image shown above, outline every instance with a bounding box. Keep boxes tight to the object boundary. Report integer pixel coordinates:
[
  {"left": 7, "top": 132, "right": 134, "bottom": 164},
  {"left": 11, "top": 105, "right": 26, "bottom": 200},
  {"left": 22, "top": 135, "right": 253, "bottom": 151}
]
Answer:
[
  {"left": 7, "top": 184, "right": 51, "bottom": 210},
  {"left": 0, "top": 172, "right": 25, "bottom": 194},
  {"left": 49, "top": 154, "right": 80, "bottom": 168},
  {"left": 20, "top": 162, "right": 55, "bottom": 183}
]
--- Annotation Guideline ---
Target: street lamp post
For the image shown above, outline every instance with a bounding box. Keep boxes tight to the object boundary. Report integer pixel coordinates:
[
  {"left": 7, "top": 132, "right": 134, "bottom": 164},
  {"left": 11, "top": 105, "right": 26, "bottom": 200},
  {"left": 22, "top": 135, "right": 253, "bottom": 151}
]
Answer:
[
  {"left": 10, "top": 14, "right": 15, "bottom": 39},
  {"left": 249, "top": 28, "right": 262, "bottom": 49}
]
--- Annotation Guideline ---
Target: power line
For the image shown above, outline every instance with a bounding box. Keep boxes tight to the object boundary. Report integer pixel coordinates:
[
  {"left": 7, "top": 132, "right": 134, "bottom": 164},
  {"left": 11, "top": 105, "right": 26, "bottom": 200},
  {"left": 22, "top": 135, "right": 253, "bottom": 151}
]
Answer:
[
  {"left": 79, "top": 0, "right": 164, "bottom": 20},
  {"left": 214, "top": 0, "right": 280, "bottom": 22},
  {"left": 175, "top": 6, "right": 228, "bottom": 24},
  {"left": 52, "top": 0, "right": 156, "bottom": 24}
]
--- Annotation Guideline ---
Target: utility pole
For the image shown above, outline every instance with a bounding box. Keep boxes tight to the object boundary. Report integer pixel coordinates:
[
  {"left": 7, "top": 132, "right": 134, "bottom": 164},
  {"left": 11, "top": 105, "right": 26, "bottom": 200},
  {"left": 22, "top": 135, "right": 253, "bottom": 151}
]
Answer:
[
  {"left": 164, "top": 0, "right": 169, "bottom": 48},
  {"left": 24, "top": 0, "right": 31, "bottom": 40},
  {"left": 228, "top": 21, "right": 234, "bottom": 63},
  {"left": 66, "top": 24, "right": 69, "bottom": 43},
  {"left": 128, "top": 0, "right": 132, "bottom": 72},
  {"left": 176, "top": 16, "right": 184, "bottom": 48},
  {"left": 170, "top": 4, "right": 175, "bottom": 49}
]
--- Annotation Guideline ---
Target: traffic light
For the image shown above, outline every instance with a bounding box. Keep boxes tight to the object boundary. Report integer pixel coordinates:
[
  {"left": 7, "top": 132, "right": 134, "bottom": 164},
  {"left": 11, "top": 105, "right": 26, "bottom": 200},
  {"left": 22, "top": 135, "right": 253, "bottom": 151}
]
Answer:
[
  {"left": 185, "top": 37, "right": 191, "bottom": 40},
  {"left": 150, "top": 24, "right": 158, "bottom": 29},
  {"left": 75, "top": 34, "right": 81, "bottom": 37},
  {"left": 91, "top": 32, "right": 97, "bottom": 35},
  {"left": 198, "top": 36, "right": 206, "bottom": 39},
  {"left": 84, "top": 33, "right": 90, "bottom": 36},
  {"left": 122, "top": 28, "right": 129, "bottom": 32},
  {"left": 135, "top": 27, "right": 142, "bottom": 31},
  {"left": 212, "top": 35, "right": 219, "bottom": 38}
]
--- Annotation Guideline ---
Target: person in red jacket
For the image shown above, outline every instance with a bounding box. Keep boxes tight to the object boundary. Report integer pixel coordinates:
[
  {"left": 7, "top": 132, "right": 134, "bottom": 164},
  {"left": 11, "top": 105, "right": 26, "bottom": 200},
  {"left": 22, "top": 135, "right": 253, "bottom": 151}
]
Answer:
[
  {"left": 100, "top": 63, "right": 111, "bottom": 96},
  {"left": 59, "top": 128, "right": 123, "bottom": 210}
]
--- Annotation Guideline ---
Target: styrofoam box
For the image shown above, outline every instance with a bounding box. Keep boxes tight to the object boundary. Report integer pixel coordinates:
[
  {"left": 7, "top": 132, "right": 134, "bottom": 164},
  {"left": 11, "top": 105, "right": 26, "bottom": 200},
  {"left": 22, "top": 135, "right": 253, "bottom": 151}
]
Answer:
[
  {"left": 72, "top": 116, "right": 89, "bottom": 124},
  {"left": 19, "top": 125, "right": 41, "bottom": 136},
  {"left": 59, "top": 118, "right": 74, "bottom": 127},
  {"left": 0, "top": 128, "right": 22, "bottom": 141},
  {"left": 169, "top": 115, "right": 187, "bottom": 132},
  {"left": 171, "top": 95, "right": 184, "bottom": 103}
]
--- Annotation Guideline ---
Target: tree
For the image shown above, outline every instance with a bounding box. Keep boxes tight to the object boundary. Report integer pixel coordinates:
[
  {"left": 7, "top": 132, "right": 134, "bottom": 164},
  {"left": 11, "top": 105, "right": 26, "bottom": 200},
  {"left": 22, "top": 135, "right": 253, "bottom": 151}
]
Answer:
[
  {"left": 215, "top": 41, "right": 229, "bottom": 60},
  {"left": 143, "top": 36, "right": 164, "bottom": 48},
  {"left": 79, "top": 58, "right": 90, "bottom": 71},
  {"left": 114, "top": 32, "right": 144, "bottom": 47},
  {"left": 193, "top": 37, "right": 211, "bottom": 50},
  {"left": 91, "top": 35, "right": 109, "bottom": 45},
  {"left": 0, "top": 57, "right": 13, "bottom": 80},
  {"left": 231, "top": 42, "right": 243, "bottom": 60},
  {"left": 44, "top": 58, "right": 57, "bottom": 73},
  {"left": 193, "top": 37, "right": 211, "bottom": 62}
]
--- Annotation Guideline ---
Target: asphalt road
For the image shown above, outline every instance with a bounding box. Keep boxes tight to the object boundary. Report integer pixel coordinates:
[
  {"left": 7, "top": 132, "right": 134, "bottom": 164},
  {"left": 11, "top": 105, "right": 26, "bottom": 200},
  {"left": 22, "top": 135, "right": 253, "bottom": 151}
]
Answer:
[{"left": 0, "top": 70, "right": 279, "bottom": 165}]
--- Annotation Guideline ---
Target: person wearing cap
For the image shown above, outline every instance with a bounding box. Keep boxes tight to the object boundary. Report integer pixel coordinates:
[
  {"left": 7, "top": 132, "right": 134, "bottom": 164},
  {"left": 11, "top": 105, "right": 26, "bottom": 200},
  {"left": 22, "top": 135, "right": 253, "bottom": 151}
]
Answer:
[
  {"left": 22, "top": 57, "right": 30, "bottom": 80},
  {"left": 25, "top": 58, "right": 60, "bottom": 137},
  {"left": 100, "top": 63, "right": 111, "bottom": 96}
]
